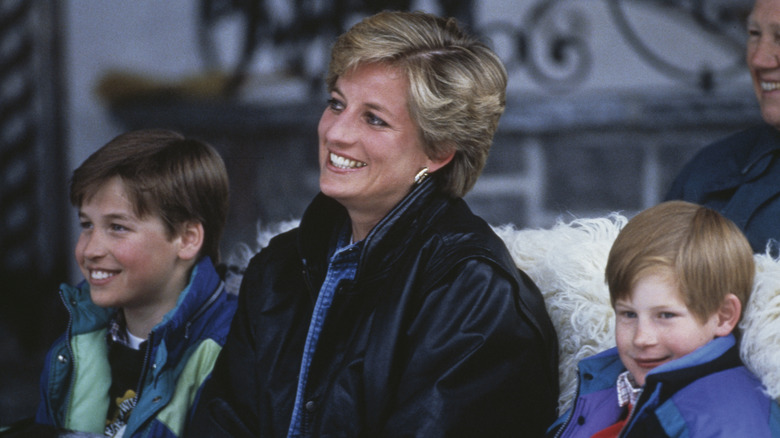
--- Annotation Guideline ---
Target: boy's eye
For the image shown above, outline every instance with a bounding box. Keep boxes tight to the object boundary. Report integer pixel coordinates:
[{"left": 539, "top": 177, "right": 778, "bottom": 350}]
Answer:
[
  {"left": 619, "top": 310, "right": 637, "bottom": 319},
  {"left": 658, "top": 312, "right": 676, "bottom": 319},
  {"left": 110, "top": 223, "right": 129, "bottom": 232},
  {"left": 79, "top": 221, "right": 93, "bottom": 230}
]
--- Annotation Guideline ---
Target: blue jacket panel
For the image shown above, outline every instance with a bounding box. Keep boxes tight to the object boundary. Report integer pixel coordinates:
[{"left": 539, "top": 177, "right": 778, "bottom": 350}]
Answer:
[
  {"left": 35, "top": 257, "right": 237, "bottom": 438},
  {"left": 550, "top": 335, "right": 780, "bottom": 437},
  {"left": 666, "top": 123, "right": 780, "bottom": 254}
]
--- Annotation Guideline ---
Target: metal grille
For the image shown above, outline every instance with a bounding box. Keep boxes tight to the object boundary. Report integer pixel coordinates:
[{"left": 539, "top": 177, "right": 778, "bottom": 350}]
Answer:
[{"left": 0, "top": 0, "right": 36, "bottom": 272}]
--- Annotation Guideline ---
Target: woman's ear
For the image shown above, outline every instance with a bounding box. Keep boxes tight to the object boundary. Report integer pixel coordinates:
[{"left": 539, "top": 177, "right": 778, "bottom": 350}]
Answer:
[
  {"left": 427, "top": 144, "right": 456, "bottom": 173},
  {"left": 177, "top": 221, "right": 205, "bottom": 261},
  {"left": 714, "top": 293, "right": 742, "bottom": 337}
]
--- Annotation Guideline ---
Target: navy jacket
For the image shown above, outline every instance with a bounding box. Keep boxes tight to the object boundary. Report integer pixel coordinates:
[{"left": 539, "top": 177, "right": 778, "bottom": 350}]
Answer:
[
  {"left": 190, "top": 177, "right": 559, "bottom": 437},
  {"left": 666, "top": 123, "right": 780, "bottom": 253},
  {"left": 548, "top": 335, "right": 780, "bottom": 437}
]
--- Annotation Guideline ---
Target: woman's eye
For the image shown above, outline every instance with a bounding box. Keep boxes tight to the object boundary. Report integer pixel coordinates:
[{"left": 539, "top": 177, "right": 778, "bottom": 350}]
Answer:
[
  {"left": 618, "top": 310, "right": 636, "bottom": 319},
  {"left": 327, "top": 97, "right": 343, "bottom": 111},
  {"left": 79, "top": 221, "right": 92, "bottom": 230},
  {"left": 366, "top": 113, "right": 387, "bottom": 126},
  {"left": 659, "top": 312, "right": 676, "bottom": 319},
  {"left": 110, "top": 224, "right": 129, "bottom": 232}
]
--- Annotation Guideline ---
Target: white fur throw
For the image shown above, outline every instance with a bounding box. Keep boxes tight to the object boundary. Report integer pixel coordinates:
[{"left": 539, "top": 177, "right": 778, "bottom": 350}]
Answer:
[
  {"left": 740, "top": 253, "right": 780, "bottom": 401},
  {"left": 496, "top": 215, "right": 780, "bottom": 412},
  {"left": 494, "top": 215, "right": 625, "bottom": 413},
  {"left": 237, "top": 214, "right": 780, "bottom": 414}
]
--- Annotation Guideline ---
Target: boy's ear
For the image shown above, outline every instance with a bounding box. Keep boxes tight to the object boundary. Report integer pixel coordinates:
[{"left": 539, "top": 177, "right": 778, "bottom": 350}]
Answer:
[
  {"left": 713, "top": 293, "right": 742, "bottom": 337},
  {"left": 177, "top": 221, "right": 204, "bottom": 261}
]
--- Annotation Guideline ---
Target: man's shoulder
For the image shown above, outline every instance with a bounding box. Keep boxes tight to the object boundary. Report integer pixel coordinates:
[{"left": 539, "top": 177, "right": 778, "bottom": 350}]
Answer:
[{"left": 688, "top": 125, "right": 767, "bottom": 167}]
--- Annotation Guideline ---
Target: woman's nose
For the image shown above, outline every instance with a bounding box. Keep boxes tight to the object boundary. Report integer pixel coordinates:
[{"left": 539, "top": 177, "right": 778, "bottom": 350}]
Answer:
[{"left": 321, "top": 112, "right": 358, "bottom": 146}]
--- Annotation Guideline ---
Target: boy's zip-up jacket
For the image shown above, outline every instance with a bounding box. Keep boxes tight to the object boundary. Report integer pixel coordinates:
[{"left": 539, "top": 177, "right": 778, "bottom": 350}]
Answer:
[
  {"left": 35, "top": 257, "right": 237, "bottom": 437},
  {"left": 548, "top": 335, "right": 780, "bottom": 437}
]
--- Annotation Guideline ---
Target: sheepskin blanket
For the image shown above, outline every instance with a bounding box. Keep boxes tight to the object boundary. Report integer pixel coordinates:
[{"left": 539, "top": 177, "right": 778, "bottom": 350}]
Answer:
[
  {"left": 230, "top": 215, "right": 780, "bottom": 414},
  {"left": 496, "top": 214, "right": 780, "bottom": 413}
]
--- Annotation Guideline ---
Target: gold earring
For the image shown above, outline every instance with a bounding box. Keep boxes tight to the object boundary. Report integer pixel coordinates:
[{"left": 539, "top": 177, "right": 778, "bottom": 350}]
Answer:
[{"left": 414, "top": 167, "right": 429, "bottom": 184}]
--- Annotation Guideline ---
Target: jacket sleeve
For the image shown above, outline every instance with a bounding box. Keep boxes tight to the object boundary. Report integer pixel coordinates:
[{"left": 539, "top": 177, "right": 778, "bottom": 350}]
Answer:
[
  {"left": 34, "top": 345, "right": 55, "bottom": 425},
  {"left": 377, "top": 258, "right": 558, "bottom": 437},
  {"left": 187, "top": 265, "right": 261, "bottom": 438},
  {"left": 34, "top": 333, "right": 70, "bottom": 427}
]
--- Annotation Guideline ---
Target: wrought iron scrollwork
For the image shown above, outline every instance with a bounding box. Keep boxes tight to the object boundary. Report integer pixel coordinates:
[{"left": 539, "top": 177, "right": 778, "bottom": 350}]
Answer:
[
  {"left": 606, "top": 0, "right": 750, "bottom": 91},
  {"left": 197, "top": 0, "right": 475, "bottom": 95},
  {"left": 196, "top": 0, "right": 753, "bottom": 96},
  {"left": 481, "top": 0, "right": 592, "bottom": 93}
]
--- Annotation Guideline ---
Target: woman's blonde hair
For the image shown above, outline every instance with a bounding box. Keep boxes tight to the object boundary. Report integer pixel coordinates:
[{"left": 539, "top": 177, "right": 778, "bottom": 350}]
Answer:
[
  {"left": 606, "top": 201, "right": 754, "bottom": 324},
  {"left": 326, "top": 10, "right": 508, "bottom": 197}
]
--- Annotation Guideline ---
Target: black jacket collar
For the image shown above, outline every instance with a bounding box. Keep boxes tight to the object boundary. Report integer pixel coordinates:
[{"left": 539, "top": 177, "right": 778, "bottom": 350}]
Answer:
[{"left": 297, "top": 177, "right": 446, "bottom": 290}]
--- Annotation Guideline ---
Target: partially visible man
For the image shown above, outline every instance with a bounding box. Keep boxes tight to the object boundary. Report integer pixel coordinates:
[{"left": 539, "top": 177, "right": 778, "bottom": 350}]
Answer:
[{"left": 666, "top": 0, "right": 780, "bottom": 254}]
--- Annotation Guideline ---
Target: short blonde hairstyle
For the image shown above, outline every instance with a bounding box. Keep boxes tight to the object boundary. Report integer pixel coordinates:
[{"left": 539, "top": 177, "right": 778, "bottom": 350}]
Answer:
[
  {"left": 605, "top": 201, "right": 754, "bottom": 324},
  {"left": 326, "top": 10, "right": 508, "bottom": 197}
]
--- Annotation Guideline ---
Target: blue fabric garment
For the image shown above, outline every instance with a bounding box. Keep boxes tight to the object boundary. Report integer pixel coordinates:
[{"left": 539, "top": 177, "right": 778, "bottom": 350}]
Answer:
[
  {"left": 666, "top": 123, "right": 780, "bottom": 254},
  {"left": 287, "top": 228, "right": 362, "bottom": 437},
  {"left": 36, "top": 257, "right": 237, "bottom": 438},
  {"left": 548, "top": 335, "right": 780, "bottom": 437}
]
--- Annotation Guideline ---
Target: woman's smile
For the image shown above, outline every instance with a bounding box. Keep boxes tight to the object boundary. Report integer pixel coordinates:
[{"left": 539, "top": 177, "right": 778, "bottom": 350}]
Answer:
[{"left": 329, "top": 151, "right": 367, "bottom": 169}]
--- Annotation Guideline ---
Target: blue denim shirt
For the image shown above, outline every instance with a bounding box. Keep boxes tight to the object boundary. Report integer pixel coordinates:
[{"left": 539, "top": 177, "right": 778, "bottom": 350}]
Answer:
[{"left": 287, "top": 227, "right": 362, "bottom": 437}]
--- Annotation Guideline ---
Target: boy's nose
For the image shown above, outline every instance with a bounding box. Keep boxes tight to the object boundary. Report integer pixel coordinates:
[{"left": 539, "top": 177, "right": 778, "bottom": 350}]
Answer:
[
  {"left": 80, "top": 232, "right": 106, "bottom": 259},
  {"left": 632, "top": 320, "right": 657, "bottom": 347}
]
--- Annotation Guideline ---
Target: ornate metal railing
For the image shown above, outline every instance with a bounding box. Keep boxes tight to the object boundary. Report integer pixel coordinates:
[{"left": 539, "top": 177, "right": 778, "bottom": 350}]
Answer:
[{"left": 197, "top": 0, "right": 752, "bottom": 95}]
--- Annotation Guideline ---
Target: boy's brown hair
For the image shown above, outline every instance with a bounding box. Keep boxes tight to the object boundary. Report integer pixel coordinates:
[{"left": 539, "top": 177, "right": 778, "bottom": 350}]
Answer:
[
  {"left": 70, "top": 129, "right": 229, "bottom": 262},
  {"left": 605, "top": 200, "right": 754, "bottom": 324}
]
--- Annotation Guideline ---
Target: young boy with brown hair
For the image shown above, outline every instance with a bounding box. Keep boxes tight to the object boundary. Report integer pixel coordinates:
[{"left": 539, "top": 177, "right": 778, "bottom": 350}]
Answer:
[
  {"left": 34, "top": 129, "right": 237, "bottom": 437},
  {"left": 548, "top": 200, "right": 780, "bottom": 437}
]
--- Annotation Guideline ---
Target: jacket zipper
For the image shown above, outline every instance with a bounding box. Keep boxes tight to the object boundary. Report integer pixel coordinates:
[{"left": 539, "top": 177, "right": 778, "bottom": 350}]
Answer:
[
  {"left": 184, "top": 282, "right": 225, "bottom": 339},
  {"left": 553, "top": 381, "right": 580, "bottom": 438},
  {"left": 617, "top": 387, "right": 645, "bottom": 438}
]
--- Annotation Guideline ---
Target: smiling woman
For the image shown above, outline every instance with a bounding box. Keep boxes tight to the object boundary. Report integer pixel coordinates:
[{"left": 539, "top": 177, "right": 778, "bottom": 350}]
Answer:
[
  {"left": 317, "top": 62, "right": 451, "bottom": 241},
  {"left": 190, "top": 10, "right": 559, "bottom": 438}
]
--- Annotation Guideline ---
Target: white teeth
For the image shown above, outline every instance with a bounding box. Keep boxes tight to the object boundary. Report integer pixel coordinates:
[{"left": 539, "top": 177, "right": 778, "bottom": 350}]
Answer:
[
  {"left": 330, "top": 152, "right": 367, "bottom": 169},
  {"left": 761, "top": 81, "right": 780, "bottom": 91},
  {"left": 91, "top": 270, "right": 115, "bottom": 280}
]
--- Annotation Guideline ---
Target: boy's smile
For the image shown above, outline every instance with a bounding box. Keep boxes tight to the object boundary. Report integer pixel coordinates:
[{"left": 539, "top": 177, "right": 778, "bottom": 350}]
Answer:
[
  {"left": 614, "top": 271, "right": 727, "bottom": 386},
  {"left": 75, "top": 176, "right": 191, "bottom": 337}
]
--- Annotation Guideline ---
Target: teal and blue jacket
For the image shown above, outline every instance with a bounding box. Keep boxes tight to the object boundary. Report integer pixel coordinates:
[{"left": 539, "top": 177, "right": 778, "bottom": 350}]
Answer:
[{"left": 35, "top": 257, "right": 237, "bottom": 437}]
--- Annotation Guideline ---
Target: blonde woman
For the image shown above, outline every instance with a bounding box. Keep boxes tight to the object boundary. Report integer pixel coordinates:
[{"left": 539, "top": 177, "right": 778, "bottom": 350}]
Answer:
[{"left": 191, "top": 10, "right": 558, "bottom": 437}]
